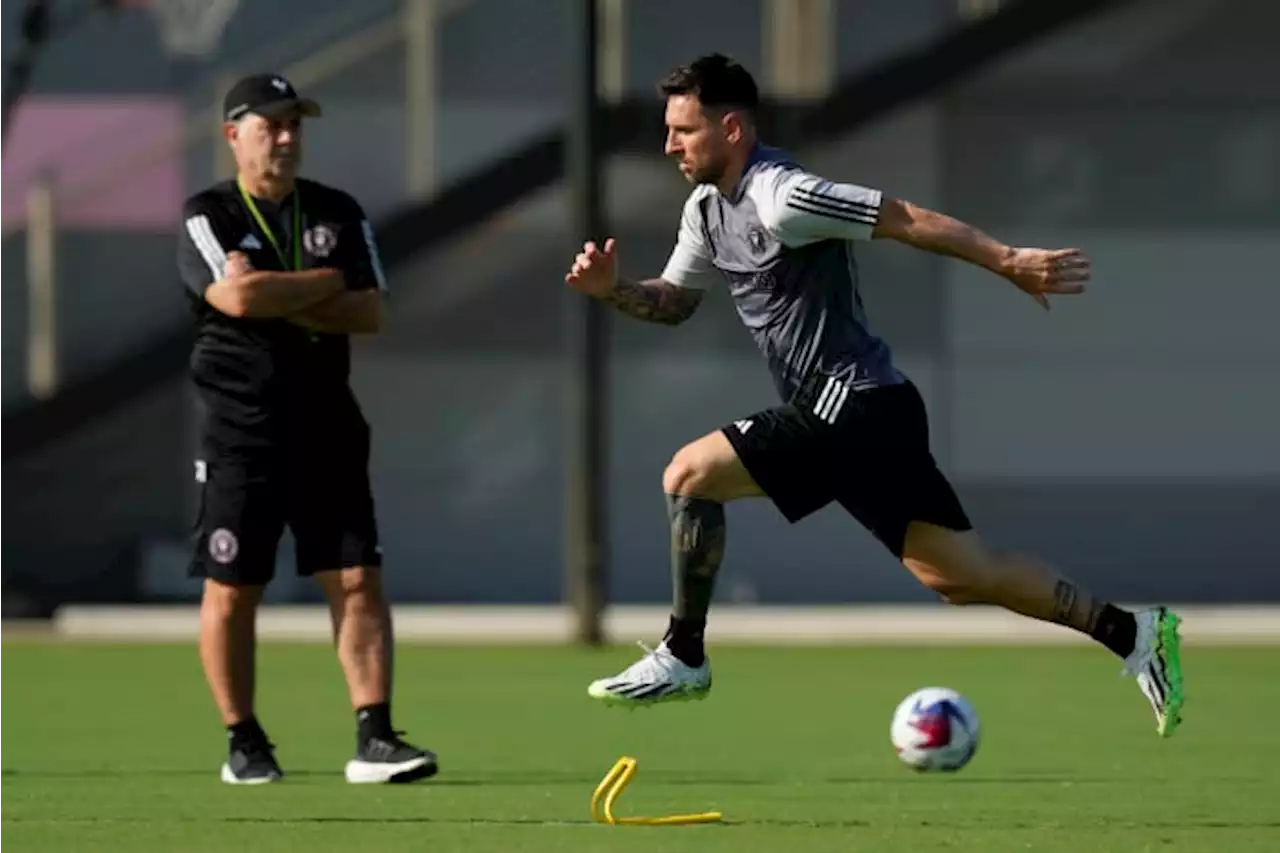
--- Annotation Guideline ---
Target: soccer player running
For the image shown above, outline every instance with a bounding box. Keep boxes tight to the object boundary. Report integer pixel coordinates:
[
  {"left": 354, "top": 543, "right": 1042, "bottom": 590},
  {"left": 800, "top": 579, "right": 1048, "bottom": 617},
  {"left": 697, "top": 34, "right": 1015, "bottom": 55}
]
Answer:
[{"left": 564, "top": 54, "right": 1184, "bottom": 737}]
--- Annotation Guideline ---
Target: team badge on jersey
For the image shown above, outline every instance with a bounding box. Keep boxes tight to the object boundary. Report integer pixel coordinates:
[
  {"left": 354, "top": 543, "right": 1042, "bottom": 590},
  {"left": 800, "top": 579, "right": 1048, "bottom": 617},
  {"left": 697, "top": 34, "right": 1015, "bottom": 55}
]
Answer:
[
  {"left": 304, "top": 223, "right": 338, "bottom": 258},
  {"left": 747, "top": 227, "right": 768, "bottom": 254}
]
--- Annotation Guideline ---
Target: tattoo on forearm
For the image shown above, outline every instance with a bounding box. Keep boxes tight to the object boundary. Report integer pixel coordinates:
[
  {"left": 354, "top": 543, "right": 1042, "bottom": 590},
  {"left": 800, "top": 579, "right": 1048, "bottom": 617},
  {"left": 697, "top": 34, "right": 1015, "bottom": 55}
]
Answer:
[
  {"left": 1052, "top": 580, "right": 1104, "bottom": 632},
  {"left": 605, "top": 278, "right": 702, "bottom": 325}
]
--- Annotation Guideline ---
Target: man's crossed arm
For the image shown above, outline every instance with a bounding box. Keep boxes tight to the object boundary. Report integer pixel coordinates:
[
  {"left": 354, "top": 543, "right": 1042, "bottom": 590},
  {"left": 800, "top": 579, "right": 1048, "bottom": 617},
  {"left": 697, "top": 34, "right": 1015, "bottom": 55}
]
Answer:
[{"left": 205, "top": 251, "right": 380, "bottom": 334}]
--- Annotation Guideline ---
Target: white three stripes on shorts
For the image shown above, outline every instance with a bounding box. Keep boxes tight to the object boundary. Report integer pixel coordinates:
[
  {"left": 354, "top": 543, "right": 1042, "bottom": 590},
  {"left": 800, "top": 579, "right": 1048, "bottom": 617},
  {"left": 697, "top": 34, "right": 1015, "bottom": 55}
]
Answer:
[
  {"left": 813, "top": 377, "right": 849, "bottom": 424},
  {"left": 812, "top": 376, "right": 875, "bottom": 424}
]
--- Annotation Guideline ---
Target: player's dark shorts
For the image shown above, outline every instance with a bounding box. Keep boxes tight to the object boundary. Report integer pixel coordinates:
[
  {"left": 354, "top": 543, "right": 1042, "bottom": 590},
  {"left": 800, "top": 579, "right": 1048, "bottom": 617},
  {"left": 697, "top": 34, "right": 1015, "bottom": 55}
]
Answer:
[
  {"left": 721, "top": 376, "right": 971, "bottom": 558},
  {"left": 188, "top": 427, "right": 381, "bottom": 586}
]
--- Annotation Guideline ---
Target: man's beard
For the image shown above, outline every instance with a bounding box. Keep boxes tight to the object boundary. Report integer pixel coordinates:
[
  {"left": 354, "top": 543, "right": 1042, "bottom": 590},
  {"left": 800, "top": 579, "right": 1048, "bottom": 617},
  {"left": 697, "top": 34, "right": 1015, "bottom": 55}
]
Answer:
[{"left": 689, "top": 154, "right": 728, "bottom": 186}]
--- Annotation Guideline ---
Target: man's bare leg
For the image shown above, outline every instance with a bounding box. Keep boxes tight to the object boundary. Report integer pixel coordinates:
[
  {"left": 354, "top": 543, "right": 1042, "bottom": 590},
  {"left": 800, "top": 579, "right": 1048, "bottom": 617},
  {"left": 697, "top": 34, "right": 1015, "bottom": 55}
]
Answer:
[
  {"left": 199, "top": 578, "right": 263, "bottom": 724},
  {"left": 900, "top": 523, "right": 1135, "bottom": 650},
  {"left": 900, "top": 521, "right": 1185, "bottom": 736},
  {"left": 199, "top": 578, "right": 282, "bottom": 782},
  {"left": 315, "top": 566, "right": 392, "bottom": 710},
  {"left": 314, "top": 566, "right": 437, "bottom": 783}
]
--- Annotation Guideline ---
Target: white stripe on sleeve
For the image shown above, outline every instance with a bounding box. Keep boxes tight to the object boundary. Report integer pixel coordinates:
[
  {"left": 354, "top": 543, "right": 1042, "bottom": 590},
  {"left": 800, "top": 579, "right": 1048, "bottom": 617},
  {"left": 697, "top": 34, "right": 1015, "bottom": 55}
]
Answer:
[
  {"left": 361, "top": 220, "right": 388, "bottom": 293},
  {"left": 755, "top": 167, "right": 883, "bottom": 246},
  {"left": 185, "top": 215, "right": 228, "bottom": 280}
]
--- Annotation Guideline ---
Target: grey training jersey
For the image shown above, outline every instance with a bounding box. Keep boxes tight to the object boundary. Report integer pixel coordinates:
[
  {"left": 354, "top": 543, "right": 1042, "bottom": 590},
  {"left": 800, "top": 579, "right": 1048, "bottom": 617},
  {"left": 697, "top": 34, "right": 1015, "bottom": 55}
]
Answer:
[{"left": 661, "top": 144, "right": 903, "bottom": 411}]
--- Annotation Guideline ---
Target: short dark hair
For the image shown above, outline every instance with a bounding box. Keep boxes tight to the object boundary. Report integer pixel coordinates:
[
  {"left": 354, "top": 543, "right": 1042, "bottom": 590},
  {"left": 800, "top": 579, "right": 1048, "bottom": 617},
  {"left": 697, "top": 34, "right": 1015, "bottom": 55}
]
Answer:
[{"left": 657, "top": 53, "right": 759, "bottom": 113}]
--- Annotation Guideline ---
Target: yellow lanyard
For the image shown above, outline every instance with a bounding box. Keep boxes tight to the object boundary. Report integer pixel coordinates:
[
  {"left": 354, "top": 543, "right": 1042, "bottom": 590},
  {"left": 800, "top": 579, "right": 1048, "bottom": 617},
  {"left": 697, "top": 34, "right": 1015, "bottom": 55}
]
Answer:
[{"left": 237, "top": 177, "right": 302, "bottom": 270}]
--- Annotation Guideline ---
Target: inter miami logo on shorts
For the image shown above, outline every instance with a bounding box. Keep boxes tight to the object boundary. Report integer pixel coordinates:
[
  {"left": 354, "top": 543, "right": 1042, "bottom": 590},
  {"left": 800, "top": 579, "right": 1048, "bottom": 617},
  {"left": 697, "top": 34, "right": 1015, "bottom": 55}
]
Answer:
[
  {"left": 304, "top": 224, "right": 338, "bottom": 258},
  {"left": 209, "top": 528, "right": 239, "bottom": 565}
]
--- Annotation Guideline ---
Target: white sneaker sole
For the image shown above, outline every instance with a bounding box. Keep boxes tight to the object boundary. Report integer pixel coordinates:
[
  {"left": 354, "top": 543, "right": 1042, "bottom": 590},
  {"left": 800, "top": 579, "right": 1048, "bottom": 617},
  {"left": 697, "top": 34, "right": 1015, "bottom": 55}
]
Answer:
[
  {"left": 345, "top": 755, "right": 438, "bottom": 784},
  {"left": 220, "top": 762, "right": 281, "bottom": 785},
  {"left": 587, "top": 681, "right": 711, "bottom": 705}
]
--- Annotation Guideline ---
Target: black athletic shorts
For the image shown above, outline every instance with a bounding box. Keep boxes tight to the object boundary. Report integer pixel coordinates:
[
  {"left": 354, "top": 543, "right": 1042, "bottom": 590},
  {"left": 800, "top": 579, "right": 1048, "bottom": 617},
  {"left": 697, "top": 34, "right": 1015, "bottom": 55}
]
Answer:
[
  {"left": 188, "top": 427, "right": 381, "bottom": 586},
  {"left": 721, "top": 376, "right": 971, "bottom": 558}
]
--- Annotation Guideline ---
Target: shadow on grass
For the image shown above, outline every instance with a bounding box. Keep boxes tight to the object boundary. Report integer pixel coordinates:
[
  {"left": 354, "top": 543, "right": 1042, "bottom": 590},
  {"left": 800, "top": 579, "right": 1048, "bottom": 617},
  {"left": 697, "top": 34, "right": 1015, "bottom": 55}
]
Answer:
[
  {"left": 1, "top": 768, "right": 1206, "bottom": 787},
  {"left": 10, "top": 815, "right": 1278, "bottom": 831}
]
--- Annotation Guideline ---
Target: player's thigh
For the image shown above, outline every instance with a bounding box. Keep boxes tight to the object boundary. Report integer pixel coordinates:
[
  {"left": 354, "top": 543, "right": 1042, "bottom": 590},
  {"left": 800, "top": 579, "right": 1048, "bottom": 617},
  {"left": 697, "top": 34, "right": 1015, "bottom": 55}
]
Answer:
[
  {"left": 664, "top": 428, "right": 765, "bottom": 501},
  {"left": 189, "top": 452, "right": 285, "bottom": 586},
  {"left": 288, "top": 445, "right": 381, "bottom": 577},
  {"left": 713, "top": 405, "right": 837, "bottom": 519}
]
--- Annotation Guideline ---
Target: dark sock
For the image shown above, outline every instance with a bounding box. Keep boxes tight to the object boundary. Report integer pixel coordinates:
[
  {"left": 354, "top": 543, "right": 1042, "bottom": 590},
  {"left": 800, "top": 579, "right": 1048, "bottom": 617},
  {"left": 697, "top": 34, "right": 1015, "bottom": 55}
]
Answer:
[
  {"left": 227, "top": 716, "right": 267, "bottom": 749},
  {"left": 356, "top": 702, "right": 394, "bottom": 743},
  {"left": 1051, "top": 580, "right": 1137, "bottom": 659},
  {"left": 664, "top": 494, "right": 726, "bottom": 667},
  {"left": 1090, "top": 604, "right": 1137, "bottom": 659},
  {"left": 663, "top": 615, "right": 707, "bottom": 668}
]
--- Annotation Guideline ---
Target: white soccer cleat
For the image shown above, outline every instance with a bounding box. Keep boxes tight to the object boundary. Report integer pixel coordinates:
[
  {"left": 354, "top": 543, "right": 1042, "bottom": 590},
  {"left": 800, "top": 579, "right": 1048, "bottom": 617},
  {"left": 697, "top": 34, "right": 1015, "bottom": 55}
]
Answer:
[
  {"left": 1122, "top": 606, "right": 1185, "bottom": 737},
  {"left": 587, "top": 640, "right": 712, "bottom": 706}
]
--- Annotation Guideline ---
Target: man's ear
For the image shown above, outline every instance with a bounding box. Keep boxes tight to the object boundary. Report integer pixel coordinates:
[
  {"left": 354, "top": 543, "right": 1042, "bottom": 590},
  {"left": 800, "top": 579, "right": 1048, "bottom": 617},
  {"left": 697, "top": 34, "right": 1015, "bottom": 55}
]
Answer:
[
  {"left": 721, "top": 110, "right": 748, "bottom": 145},
  {"left": 720, "top": 111, "right": 738, "bottom": 144}
]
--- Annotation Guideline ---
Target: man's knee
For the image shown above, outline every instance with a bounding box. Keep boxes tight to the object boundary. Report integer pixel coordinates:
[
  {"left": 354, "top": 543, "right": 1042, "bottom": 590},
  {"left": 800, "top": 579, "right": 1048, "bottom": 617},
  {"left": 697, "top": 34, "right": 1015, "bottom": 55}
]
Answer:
[
  {"left": 662, "top": 431, "right": 758, "bottom": 501},
  {"left": 201, "top": 578, "right": 264, "bottom": 619},
  {"left": 663, "top": 445, "right": 712, "bottom": 497},
  {"left": 317, "top": 565, "right": 385, "bottom": 606}
]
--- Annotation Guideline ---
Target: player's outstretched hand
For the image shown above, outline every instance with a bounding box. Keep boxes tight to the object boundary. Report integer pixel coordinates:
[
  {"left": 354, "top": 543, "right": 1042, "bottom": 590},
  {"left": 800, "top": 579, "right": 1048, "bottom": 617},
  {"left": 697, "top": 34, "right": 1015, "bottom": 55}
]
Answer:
[
  {"left": 1000, "top": 247, "right": 1090, "bottom": 311},
  {"left": 565, "top": 238, "right": 618, "bottom": 298}
]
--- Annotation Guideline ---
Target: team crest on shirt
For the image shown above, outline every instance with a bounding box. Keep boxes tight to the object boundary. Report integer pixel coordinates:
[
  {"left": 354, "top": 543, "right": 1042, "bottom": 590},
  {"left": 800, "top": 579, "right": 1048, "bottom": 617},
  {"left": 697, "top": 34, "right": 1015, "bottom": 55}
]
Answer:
[
  {"left": 209, "top": 528, "right": 239, "bottom": 565},
  {"left": 747, "top": 227, "right": 768, "bottom": 254},
  {"left": 303, "top": 223, "right": 338, "bottom": 258}
]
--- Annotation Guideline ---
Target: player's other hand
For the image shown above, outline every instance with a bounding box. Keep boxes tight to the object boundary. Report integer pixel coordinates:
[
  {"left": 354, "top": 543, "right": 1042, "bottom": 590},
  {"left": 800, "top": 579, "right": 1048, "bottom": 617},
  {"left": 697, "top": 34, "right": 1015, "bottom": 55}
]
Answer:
[
  {"left": 224, "top": 251, "right": 256, "bottom": 279},
  {"left": 565, "top": 238, "right": 618, "bottom": 298},
  {"left": 1000, "top": 247, "right": 1090, "bottom": 311}
]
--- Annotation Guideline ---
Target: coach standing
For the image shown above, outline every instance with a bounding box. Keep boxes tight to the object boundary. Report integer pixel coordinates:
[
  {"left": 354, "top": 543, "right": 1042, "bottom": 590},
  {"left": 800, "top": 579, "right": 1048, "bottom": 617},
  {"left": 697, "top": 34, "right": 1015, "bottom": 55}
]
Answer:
[{"left": 176, "top": 73, "right": 436, "bottom": 785}]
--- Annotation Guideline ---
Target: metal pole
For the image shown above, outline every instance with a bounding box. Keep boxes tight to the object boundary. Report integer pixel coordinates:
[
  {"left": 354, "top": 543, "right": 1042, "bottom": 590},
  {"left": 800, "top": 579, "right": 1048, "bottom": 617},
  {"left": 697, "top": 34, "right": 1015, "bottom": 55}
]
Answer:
[
  {"left": 565, "top": 0, "right": 609, "bottom": 646},
  {"left": 763, "top": 0, "right": 835, "bottom": 99},
  {"left": 404, "top": 0, "right": 437, "bottom": 199},
  {"left": 597, "top": 0, "right": 626, "bottom": 104},
  {"left": 26, "top": 173, "right": 57, "bottom": 399},
  {"left": 214, "top": 73, "right": 237, "bottom": 179}
]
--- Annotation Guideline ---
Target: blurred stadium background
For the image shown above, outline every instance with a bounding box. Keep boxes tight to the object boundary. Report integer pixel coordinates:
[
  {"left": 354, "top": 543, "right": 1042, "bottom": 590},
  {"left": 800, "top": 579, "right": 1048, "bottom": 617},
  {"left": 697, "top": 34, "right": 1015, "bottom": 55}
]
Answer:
[{"left": 3, "top": 0, "right": 1279, "bottom": 640}]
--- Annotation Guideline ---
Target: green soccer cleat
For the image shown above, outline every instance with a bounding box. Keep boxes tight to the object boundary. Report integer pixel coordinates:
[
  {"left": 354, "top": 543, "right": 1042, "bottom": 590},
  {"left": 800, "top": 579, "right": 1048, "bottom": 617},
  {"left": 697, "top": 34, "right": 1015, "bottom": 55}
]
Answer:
[{"left": 1123, "top": 607, "right": 1184, "bottom": 737}]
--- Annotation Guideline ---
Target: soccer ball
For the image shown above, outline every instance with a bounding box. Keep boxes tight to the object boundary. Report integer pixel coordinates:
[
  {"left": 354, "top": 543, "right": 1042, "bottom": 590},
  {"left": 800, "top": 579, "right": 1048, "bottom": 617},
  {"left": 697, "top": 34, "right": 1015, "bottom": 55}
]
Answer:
[{"left": 890, "top": 686, "right": 980, "bottom": 772}]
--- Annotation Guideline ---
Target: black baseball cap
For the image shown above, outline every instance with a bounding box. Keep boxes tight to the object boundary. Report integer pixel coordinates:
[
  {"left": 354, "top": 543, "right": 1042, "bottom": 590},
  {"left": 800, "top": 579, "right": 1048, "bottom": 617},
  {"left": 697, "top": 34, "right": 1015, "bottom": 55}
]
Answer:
[{"left": 223, "top": 73, "right": 322, "bottom": 122}]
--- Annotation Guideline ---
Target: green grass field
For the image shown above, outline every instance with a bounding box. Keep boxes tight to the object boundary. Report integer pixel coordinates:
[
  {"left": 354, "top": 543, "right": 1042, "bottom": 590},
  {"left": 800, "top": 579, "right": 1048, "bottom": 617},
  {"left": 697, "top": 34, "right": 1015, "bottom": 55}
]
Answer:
[{"left": 4, "top": 642, "right": 1278, "bottom": 852}]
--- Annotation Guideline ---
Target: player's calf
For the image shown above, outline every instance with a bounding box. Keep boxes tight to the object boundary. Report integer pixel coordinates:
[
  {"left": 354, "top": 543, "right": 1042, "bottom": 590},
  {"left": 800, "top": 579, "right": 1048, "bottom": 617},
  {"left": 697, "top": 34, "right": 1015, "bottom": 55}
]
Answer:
[
  {"left": 659, "top": 431, "right": 761, "bottom": 668},
  {"left": 901, "top": 522, "right": 1184, "bottom": 736},
  {"left": 900, "top": 522, "right": 1138, "bottom": 659}
]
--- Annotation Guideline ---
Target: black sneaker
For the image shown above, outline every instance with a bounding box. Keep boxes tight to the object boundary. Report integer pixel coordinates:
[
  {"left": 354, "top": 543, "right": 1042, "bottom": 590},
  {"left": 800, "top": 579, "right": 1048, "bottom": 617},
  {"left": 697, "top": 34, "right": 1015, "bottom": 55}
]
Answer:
[
  {"left": 221, "top": 739, "right": 284, "bottom": 785},
  {"left": 344, "top": 731, "right": 438, "bottom": 784}
]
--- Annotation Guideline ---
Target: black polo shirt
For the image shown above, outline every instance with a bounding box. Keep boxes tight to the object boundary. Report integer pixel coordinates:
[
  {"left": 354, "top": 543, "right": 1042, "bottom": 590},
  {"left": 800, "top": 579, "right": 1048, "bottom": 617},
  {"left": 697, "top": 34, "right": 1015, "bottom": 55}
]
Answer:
[{"left": 177, "top": 177, "right": 387, "bottom": 451}]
